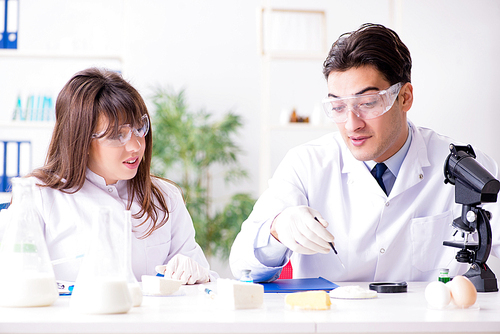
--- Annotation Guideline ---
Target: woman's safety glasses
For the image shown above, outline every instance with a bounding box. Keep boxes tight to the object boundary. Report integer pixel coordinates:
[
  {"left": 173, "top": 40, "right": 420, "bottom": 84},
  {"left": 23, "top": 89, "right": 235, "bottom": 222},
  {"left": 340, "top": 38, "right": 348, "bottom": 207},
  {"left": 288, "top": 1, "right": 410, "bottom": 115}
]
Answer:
[
  {"left": 92, "top": 114, "right": 150, "bottom": 147},
  {"left": 322, "top": 82, "right": 402, "bottom": 123}
]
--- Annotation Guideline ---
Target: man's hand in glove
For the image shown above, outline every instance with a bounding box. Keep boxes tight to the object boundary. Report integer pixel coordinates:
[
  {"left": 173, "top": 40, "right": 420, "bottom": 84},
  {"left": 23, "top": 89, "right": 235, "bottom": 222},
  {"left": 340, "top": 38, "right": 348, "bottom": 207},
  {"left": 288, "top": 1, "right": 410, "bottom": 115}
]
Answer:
[{"left": 270, "top": 205, "right": 335, "bottom": 255}]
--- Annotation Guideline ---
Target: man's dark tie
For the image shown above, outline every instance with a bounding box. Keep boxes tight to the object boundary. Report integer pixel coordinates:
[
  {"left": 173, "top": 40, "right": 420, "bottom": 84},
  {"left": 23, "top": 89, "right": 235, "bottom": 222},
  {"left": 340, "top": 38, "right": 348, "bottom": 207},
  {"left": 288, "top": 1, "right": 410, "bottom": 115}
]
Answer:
[{"left": 371, "top": 163, "right": 388, "bottom": 194}]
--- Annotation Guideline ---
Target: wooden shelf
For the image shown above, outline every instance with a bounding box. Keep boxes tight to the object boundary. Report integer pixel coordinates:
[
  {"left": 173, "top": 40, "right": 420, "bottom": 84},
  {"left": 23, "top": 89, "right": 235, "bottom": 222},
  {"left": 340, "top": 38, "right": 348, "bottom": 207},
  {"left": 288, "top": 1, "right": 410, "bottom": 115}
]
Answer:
[{"left": 258, "top": 5, "right": 329, "bottom": 193}]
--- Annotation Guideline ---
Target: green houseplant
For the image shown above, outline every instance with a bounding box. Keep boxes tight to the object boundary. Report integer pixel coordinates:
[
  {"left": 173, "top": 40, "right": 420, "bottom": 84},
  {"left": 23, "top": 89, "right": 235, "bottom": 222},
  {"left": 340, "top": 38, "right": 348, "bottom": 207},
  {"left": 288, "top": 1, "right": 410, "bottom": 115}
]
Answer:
[{"left": 150, "top": 88, "right": 255, "bottom": 259}]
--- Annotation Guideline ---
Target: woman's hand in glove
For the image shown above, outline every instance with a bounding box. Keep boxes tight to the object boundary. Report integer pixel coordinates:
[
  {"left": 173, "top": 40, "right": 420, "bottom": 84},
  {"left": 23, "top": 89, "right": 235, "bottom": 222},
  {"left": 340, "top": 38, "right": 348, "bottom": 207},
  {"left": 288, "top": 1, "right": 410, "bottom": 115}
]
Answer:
[{"left": 155, "top": 254, "right": 210, "bottom": 285}]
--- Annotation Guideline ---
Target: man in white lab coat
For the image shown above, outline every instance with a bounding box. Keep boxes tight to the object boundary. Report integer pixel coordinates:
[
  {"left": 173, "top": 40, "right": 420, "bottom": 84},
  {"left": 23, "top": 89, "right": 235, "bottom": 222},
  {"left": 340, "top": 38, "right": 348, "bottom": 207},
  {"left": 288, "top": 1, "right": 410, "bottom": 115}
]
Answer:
[{"left": 229, "top": 23, "right": 500, "bottom": 283}]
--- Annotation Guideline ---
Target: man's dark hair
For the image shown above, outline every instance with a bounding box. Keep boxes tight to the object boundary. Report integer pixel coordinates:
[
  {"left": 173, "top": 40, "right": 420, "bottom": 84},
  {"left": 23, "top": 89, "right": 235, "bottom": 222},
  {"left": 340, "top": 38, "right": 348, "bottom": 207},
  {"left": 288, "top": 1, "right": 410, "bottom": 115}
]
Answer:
[{"left": 323, "top": 23, "right": 412, "bottom": 85}]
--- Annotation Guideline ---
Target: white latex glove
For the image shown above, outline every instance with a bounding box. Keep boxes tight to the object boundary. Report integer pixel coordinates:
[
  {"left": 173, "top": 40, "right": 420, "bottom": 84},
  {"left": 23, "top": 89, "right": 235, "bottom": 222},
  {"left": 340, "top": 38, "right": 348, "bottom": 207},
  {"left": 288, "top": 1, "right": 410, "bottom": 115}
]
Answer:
[
  {"left": 155, "top": 254, "right": 210, "bottom": 285},
  {"left": 271, "top": 205, "right": 335, "bottom": 255}
]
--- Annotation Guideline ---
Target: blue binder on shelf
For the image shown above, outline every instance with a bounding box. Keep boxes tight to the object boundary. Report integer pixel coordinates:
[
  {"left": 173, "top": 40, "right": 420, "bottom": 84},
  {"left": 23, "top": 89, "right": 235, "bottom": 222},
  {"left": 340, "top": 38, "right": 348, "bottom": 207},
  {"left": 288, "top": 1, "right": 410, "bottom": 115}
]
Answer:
[{"left": 261, "top": 277, "right": 339, "bottom": 293}]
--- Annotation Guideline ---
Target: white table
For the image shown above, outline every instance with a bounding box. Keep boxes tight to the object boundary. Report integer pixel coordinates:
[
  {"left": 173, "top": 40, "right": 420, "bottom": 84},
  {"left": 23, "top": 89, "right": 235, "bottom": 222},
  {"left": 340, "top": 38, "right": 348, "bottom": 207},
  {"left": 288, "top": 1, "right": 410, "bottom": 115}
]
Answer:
[{"left": 0, "top": 282, "right": 499, "bottom": 334}]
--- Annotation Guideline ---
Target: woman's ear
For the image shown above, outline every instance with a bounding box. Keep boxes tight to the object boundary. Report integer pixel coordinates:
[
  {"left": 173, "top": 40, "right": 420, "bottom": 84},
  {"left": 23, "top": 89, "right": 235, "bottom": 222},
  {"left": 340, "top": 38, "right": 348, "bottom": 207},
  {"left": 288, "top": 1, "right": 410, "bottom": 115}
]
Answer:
[{"left": 400, "top": 82, "right": 413, "bottom": 112}]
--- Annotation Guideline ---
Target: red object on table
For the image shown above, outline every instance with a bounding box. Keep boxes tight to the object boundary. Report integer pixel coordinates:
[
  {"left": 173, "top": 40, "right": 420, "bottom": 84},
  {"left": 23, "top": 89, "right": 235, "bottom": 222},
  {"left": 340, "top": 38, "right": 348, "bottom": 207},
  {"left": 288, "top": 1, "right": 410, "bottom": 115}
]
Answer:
[{"left": 278, "top": 261, "right": 293, "bottom": 279}]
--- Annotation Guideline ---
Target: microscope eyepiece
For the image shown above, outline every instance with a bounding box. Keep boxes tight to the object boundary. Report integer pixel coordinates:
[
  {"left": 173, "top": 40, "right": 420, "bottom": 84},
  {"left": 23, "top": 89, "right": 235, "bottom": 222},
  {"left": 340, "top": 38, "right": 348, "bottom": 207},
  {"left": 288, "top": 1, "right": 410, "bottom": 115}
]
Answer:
[{"left": 444, "top": 144, "right": 500, "bottom": 205}]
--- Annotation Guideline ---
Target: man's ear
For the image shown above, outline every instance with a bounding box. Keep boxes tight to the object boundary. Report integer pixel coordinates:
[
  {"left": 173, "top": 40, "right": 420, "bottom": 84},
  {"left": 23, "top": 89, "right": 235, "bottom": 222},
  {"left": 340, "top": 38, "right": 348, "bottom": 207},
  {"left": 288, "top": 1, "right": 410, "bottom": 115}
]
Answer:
[{"left": 400, "top": 82, "right": 413, "bottom": 112}]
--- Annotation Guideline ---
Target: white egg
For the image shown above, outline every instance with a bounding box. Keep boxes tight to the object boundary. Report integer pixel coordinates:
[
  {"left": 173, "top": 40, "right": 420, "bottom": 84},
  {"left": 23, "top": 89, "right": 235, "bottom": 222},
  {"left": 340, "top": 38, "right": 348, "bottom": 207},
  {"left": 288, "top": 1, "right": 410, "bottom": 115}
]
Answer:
[{"left": 425, "top": 281, "right": 451, "bottom": 309}]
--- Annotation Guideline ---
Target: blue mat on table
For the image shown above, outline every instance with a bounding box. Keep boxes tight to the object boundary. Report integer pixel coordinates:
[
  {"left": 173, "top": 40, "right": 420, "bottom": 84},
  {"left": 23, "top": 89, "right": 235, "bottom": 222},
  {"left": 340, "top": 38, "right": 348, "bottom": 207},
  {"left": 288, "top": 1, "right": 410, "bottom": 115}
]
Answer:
[{"left": 261, "top": 277, "right": 339, "bottom": 293}]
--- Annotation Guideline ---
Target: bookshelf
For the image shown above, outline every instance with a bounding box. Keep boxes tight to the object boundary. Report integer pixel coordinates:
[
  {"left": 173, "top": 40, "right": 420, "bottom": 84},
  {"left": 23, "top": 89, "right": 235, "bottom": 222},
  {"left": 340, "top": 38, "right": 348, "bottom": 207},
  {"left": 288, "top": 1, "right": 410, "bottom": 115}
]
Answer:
[
  {"left": 258, "top": 5, "right": 336, "bottom": 193},
  {"left": 0, "top": 52, "right": 122, "bottom": 185}
]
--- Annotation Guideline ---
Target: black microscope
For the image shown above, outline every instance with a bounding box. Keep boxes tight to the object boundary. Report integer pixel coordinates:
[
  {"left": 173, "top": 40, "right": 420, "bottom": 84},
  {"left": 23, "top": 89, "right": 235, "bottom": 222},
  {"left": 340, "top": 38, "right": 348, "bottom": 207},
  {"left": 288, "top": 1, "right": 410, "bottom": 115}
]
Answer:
[{"left": 443, "top": 144, "right": 500, "bottom": 292}]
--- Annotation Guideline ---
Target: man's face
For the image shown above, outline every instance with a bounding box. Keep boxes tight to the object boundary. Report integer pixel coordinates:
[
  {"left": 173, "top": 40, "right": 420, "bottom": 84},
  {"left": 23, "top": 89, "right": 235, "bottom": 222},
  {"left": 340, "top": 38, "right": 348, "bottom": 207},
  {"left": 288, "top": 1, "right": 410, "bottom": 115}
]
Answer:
[{"left": 327, "top": 66, "right": 411, "bottom": 162}]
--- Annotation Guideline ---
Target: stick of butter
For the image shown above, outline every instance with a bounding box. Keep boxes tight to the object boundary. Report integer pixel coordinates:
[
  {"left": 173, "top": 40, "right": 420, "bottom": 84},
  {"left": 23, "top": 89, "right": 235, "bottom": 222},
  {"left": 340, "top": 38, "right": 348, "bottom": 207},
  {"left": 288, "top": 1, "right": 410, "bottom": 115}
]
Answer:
[
  {"left": 141, "top": 275, "right": 182, "bottom": 296},
  {"left": 217, "top": 279, "right": 264, "bottom": 309},
  {"left": 285, "top": 291, "right": 331, "bottom": 310}
]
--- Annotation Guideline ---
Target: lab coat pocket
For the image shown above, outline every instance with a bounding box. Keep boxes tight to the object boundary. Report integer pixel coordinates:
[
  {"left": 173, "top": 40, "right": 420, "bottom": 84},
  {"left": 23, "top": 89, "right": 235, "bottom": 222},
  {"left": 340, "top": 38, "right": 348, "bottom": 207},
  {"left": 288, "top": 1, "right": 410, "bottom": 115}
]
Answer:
[{"left": 410, "top": 210, "right": 455, "bottom": 273}]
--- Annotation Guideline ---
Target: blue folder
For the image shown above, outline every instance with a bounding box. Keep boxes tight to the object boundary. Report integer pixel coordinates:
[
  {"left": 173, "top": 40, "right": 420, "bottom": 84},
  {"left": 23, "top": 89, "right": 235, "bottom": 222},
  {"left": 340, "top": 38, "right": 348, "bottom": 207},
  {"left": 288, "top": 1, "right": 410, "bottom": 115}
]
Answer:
[{"left": 261, "top": 277, "right": 339, "bottom": 293}]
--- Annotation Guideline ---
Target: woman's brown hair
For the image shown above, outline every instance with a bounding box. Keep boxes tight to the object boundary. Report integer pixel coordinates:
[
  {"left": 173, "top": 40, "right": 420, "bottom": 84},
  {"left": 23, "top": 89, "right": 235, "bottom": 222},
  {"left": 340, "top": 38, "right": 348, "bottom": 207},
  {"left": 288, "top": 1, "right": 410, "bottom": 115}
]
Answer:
[{"left": 30, "top": 67, "right": 170, "bottom": 237}]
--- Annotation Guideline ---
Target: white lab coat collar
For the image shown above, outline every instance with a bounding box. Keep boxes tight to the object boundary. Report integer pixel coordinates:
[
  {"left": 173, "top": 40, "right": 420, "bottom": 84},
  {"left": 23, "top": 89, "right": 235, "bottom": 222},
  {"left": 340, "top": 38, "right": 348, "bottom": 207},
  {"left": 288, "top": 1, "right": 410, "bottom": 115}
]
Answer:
[
  {"left": 85, "top": 168, "right": 106, "bottom": 186},
  {"left": 390, "top": 120, "right": 430, "bottom": 197},
  {"left": 85, "top": 168, "right": 129, "bottom": 202},
  {"left": 341, "top": 120, "right": 430, "bottom": 197},
  {"left": 364, "top": 122, "right": 413, "bottom": 178}
]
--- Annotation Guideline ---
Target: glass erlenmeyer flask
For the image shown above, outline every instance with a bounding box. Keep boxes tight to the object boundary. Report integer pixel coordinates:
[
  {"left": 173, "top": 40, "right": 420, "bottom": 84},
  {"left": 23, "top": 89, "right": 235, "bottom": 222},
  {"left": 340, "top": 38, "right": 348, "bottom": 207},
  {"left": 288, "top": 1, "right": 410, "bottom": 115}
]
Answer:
[
  {"left": 70, "top": 206, "right": 132, "bottom": 314},
  {"left": 0, "top": 177, "right": 58, "bottom": 307},
  {"left": 124, "top": 210, "right": 142, "bottom": 307}
]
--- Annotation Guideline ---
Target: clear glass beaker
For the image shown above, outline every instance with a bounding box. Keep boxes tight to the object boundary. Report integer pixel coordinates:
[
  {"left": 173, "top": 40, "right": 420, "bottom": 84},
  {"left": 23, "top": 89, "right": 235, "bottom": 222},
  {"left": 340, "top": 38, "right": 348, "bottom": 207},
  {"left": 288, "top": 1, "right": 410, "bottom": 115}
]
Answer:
[
  {"left": 70, "top": 206, "right": 132, "bottom": 314},
  {"left": 124, "top": 210, "right": 142, "bottom": 307},
  {"left": 0, "top": 177, "right": 58, "bottom": 307}
]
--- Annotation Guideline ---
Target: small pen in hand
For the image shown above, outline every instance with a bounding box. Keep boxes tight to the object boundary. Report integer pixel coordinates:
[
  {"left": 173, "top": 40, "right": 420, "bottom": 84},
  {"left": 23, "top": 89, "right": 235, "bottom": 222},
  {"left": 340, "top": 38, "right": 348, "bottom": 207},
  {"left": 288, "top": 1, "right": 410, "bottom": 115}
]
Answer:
[{"left": 314, "top": 217, "right": 345, "bottom": 269}]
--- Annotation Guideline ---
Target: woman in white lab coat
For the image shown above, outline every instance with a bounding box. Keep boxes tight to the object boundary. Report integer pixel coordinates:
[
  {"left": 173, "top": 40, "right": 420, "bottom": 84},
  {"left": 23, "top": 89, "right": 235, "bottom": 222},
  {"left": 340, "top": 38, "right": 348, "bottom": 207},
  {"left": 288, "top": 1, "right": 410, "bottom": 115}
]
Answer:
[{"left": 25, "top": 67, "right": 215, "bottom": 284}]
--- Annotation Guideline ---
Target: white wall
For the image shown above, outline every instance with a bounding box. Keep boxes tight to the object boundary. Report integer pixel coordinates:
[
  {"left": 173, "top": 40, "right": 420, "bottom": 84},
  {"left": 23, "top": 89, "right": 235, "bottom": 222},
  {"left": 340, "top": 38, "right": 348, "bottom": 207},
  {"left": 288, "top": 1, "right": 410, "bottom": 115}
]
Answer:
[
  {"left": 2, "top": 0, "right": 500, "bottom": 278},
  {"left": 403, "top": 0, "right": 500, "bottom": 165}
]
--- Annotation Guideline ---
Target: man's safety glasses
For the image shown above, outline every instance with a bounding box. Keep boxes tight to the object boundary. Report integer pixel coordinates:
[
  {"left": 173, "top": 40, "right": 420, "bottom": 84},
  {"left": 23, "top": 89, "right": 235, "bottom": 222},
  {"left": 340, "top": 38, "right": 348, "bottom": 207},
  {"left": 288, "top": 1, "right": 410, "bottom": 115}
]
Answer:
[
  {"left": 322, "top": 82, "right": 403, "bottom": 123},
  {"left": 92, "top": 114, "right": 150, "bottom": 147}
]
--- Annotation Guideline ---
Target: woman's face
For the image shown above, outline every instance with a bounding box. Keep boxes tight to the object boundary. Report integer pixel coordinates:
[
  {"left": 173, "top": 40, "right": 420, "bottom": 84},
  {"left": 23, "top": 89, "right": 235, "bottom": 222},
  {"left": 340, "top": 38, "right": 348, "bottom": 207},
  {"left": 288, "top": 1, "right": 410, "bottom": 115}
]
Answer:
[{"left": 88, "top": 115, "right": 146, "bottom": 185}]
